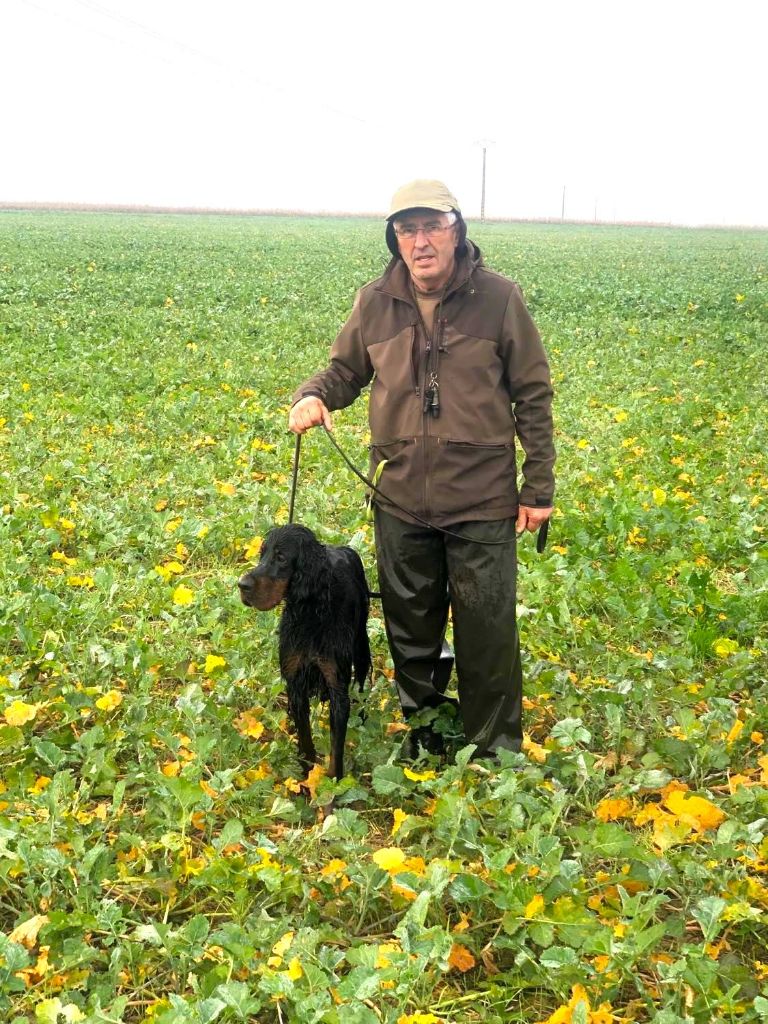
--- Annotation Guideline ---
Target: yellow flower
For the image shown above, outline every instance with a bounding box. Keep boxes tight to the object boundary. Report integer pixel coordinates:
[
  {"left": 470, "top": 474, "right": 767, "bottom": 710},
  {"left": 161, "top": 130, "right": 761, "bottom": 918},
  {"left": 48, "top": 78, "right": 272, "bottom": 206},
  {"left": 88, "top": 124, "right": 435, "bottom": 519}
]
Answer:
[
  {"left": 244, "top": 536, "right": 263, "bottom": 561},
  {"left": 95, "top": 690, "right": 123, "bottom": 712},
  {"left": 67, "top": 574, "right": 95, "bottom": 588},
  {"left": 594, "top": 797, "right": 634, "bottom": 822},
  {"left": 663, "top": 790, "right": 725, "bottom": 832},
  {"left": 51, "top": 551, "right": 77, "bottom": 566},
  {"left": 375, "top": 941, "right": 400, "bottom": 969},
  {"left": 204, "top": 654, "right": 226, "bottom": 674},
  {"left": 272, "top": 931, "right": 294, "bottom": 957},
  {"left": 283, "top": 956, "right": 303, "bottom": 981},
  {"left": 392, "top": 808, "right": 408, "bottom": 836},
  {"left": 320, "top": 859, "right": 348, "bottom": 878},
  {"left": 215, "top": 481, "right": 237, "bottom": 497},
  {"left": 172, "top": 585, "right": 195, "bottom": 606},
  {"left": 652, "top": 488, "right": 667, "bottom": 505},
  {"left": 233, "top": 710, "right": 265, "bottom": 739},
  {"left": 4, "top": 700, "right": 39, "bottom": 726},
  {"left": 372, "top": 847, "right": 407, "bottom": 873},
  {"left": 726, "top": 719, "right": 745, "bottom": 745},
  {"left": 523, "top": 732, "right": 549, "bottom": 763},
  {"left": 524, "top": 893, "right": 544, "bottom": 919},
  {"left": 536, "top": 983, "right": 615, "bottom": 1024},
  {"left": 713, "top": 638, "right": 739, "bottom": 658},
  {"left": 403, "top": 767, "right": 436, "bottom": 782}
]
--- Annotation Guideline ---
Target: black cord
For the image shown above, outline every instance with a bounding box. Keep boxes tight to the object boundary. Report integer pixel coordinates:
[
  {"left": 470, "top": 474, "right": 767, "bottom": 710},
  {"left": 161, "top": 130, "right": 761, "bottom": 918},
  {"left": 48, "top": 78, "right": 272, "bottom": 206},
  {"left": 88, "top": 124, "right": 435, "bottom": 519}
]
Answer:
[{"left": 319, "top": 426, "right": 549, "bottom": 551}]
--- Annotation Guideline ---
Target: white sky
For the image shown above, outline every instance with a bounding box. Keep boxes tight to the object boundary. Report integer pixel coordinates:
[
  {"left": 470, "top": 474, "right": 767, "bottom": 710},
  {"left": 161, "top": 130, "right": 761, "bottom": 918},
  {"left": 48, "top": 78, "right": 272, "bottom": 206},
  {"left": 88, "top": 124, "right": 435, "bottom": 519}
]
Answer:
[{"left": 2, "top": 0, "right": 767, "bottom": 226}]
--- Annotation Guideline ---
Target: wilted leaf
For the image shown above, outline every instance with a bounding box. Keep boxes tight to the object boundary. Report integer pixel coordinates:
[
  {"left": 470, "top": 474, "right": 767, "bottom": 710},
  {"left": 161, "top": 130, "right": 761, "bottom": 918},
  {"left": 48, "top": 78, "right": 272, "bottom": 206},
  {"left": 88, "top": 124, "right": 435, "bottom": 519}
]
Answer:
[
  {"left": 447, "top": 942, "right": 476, "bottom": 972},
  {"left": 9, "top": 914, "right": 49, "bottom": 948}
]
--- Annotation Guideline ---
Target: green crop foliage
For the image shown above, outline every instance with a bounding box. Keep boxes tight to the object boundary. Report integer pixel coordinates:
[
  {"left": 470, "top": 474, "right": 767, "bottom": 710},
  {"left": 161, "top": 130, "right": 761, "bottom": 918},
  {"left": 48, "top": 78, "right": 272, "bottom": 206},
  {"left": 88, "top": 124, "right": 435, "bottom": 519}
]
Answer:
[{"left": 0, "top": 212, "right": 767, "bottom": 1023}]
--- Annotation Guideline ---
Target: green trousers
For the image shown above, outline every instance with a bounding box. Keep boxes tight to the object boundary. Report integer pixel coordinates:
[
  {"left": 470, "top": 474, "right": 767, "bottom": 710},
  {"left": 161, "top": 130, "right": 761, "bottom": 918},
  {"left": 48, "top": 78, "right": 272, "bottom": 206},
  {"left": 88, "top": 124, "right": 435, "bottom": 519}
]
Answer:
[{"left": 374, "top": 509, "right": 523, "bottom": 758}]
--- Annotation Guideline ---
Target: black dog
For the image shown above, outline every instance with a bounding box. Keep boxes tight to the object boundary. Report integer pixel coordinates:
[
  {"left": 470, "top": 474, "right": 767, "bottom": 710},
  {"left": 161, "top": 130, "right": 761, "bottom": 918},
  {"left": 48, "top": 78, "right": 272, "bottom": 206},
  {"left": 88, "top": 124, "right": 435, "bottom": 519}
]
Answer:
[{"left": 238, "top": 524, "right": 371, "bottom": 782}]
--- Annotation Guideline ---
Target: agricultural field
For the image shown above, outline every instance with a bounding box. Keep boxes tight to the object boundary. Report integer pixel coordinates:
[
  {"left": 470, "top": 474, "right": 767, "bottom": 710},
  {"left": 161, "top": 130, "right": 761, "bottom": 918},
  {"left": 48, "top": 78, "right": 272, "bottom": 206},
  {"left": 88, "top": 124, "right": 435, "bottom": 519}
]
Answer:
[{"left": 0, "top": 211, "right": 767, "bottom": 1024}]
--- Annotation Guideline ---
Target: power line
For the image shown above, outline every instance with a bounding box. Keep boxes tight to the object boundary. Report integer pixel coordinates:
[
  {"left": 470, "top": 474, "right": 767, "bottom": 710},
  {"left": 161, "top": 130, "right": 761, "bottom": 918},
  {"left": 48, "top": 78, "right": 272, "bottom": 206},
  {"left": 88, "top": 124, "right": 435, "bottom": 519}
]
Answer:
[{"left": 70, "top": 0, "right": 368, "bottom": 125}]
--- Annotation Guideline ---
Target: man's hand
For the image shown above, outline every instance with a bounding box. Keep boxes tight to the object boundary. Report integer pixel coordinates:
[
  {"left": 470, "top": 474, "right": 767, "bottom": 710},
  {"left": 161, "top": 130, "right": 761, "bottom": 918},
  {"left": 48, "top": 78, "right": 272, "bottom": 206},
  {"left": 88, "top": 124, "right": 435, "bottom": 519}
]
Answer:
[
  {"left": 516, "top": 505, "right": 553, "bottom": 535},
  {"left": 288, "top": 396, "right": 332, "bottom": 434}
]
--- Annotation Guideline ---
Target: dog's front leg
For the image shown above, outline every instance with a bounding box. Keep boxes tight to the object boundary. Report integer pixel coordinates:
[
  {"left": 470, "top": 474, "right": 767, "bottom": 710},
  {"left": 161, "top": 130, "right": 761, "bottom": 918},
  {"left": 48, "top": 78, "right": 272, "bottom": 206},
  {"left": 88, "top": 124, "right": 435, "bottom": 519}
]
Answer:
[
  {"left": 328, "top": 688, "right": 351, "bottom": 782},
  {"left": 288, "top": 692, "right": 316, "bottom": 776}
]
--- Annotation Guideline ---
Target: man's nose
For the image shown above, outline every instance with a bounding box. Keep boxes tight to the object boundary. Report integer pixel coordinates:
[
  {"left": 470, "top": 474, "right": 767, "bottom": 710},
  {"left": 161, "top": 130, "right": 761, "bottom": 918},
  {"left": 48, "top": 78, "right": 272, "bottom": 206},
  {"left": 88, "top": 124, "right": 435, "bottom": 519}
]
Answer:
[{"left": 413, "top": 227, "right": 432, "bottom": 245}]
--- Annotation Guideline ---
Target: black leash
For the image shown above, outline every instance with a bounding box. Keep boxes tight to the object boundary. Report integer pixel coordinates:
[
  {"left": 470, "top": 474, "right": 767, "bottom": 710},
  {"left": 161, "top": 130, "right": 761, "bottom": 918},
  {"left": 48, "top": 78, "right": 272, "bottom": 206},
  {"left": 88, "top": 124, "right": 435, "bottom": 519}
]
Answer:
[
  {"left": 288, "top": 427, "right": 549, "bottom": 552},
  {"left": 288, "top": 433, "right": 301, "bottom": 524}
]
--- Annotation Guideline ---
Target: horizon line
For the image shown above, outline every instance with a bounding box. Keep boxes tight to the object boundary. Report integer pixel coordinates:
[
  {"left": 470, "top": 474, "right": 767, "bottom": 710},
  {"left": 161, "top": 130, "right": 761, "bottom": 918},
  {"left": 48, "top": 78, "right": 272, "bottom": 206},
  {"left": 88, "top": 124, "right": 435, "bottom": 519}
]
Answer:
[{"left": 1, "top": 200, "right": 766, "bottom": 232}]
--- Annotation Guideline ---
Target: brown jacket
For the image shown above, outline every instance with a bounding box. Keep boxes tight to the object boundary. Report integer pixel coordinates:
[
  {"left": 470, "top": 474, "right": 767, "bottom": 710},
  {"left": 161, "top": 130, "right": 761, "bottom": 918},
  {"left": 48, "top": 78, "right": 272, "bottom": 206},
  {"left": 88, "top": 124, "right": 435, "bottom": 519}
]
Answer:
[{"left": 293, "top": 241, "right": 555, "bottom": 526}]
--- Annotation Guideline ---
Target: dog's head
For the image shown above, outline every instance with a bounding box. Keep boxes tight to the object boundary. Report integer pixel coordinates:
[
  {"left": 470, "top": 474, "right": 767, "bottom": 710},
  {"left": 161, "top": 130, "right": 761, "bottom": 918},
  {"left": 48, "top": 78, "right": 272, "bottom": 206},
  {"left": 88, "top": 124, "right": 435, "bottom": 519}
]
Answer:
[{"left": 238, "top": 524, "right": 323, "bottom": 610}]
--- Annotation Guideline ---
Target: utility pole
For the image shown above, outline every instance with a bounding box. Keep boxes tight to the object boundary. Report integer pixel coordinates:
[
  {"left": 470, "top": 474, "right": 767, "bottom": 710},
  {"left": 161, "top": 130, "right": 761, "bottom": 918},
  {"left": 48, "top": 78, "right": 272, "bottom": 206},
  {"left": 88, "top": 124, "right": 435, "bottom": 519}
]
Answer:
[
  {"left": 481, "top": 145, "right": 487, "bottom": 222},
  {"left": 475, "top": 139, "right": 494, "bottom": 222}
]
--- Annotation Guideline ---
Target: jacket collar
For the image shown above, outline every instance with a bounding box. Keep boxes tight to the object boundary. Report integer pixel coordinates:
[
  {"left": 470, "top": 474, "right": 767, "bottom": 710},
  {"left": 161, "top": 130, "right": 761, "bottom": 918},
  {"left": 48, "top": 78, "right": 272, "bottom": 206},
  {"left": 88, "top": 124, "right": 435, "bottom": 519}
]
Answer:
[{"left": 375, "top": 240, "right": 484, "bottom": 304}]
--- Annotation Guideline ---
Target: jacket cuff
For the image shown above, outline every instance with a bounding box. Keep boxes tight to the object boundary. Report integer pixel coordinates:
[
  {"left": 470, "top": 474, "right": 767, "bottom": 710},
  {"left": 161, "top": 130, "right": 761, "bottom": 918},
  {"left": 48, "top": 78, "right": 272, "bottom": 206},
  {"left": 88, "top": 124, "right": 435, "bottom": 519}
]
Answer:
[
  {"left": 519, "top": 490, "right": 554, "bottom": 508},
  {"left": 291, "top": 389, "right": 323, "bottom": 407}
]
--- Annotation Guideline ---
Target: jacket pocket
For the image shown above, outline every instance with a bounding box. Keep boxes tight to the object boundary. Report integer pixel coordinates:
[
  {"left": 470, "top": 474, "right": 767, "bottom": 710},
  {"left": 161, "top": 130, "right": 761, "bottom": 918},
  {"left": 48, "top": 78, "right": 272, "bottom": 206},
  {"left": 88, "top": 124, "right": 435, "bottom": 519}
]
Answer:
[
  {"left": 444, "top": 439, "right": 512, "bottom": 450},
  {"left": 434, "top": 437, "right": 517, "bottom": 517},
  {"left": 368, "top": 438, "right": 417, "bottom": 512}
]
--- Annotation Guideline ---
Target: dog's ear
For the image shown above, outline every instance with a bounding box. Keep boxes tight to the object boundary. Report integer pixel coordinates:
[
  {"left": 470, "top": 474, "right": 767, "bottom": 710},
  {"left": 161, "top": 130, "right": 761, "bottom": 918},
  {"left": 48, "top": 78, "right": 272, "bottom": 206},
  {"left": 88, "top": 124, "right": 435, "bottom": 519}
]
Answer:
[{"left": 289, "top": 532, "right": 331, "bottom": 606}]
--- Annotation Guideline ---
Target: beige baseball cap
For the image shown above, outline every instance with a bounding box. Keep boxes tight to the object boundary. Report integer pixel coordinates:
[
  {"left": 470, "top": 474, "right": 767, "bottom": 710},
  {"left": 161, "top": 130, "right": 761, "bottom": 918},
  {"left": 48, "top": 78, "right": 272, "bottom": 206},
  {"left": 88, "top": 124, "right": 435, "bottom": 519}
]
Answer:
[{"left": 387, "top": 179, "right": 460, "bottom": 219}]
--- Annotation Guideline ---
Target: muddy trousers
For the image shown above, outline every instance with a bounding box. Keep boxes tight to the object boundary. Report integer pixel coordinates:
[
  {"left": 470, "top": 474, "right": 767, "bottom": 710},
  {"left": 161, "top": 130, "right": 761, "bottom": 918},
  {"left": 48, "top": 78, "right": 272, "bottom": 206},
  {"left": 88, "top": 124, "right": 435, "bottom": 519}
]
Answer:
[{"left": 374, "top": 508, "right": 523, "bottom": 757}]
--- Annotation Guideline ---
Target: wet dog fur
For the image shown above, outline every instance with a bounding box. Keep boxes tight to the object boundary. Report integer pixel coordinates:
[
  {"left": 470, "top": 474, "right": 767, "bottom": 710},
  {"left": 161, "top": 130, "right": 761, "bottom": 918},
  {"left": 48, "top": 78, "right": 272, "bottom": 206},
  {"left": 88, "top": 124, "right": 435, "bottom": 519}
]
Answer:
[{"left": 238, "top": 524, "right": 371, "bottom": 782}]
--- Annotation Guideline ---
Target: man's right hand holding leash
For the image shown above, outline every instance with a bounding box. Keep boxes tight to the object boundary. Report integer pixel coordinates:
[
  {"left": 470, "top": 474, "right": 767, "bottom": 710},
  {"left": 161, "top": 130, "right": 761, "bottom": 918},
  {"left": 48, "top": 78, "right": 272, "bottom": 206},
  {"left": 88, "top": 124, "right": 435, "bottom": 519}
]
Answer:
[{"left": 289, "top": 396, "right": 332, "bottom": 435}]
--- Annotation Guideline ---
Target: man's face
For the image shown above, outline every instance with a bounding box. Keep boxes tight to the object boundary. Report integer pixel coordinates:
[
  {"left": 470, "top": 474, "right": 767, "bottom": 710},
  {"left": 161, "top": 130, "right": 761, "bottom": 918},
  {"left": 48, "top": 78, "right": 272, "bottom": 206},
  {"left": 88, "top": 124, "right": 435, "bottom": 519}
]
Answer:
[{"left": 394, "top": 208, "right": 457, "bottom": 292}]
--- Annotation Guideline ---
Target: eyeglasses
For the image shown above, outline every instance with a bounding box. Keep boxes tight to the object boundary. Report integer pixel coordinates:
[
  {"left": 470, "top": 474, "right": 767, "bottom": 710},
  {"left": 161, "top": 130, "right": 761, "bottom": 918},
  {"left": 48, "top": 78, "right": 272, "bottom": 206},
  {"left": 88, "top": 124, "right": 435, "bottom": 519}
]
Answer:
[{"left": 393, "top": 220, "right": 456, "bottom": 240}]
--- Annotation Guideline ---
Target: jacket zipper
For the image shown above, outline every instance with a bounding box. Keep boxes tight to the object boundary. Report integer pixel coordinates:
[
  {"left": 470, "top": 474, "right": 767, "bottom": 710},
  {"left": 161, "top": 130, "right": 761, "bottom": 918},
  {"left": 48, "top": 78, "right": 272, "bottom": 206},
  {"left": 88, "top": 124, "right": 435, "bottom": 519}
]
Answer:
[
  {"left": 409, "top": 324, "right": 420, "bottom": 399},
  {"left": 412, "top": 293, "right": 447, "bottom": 520}
]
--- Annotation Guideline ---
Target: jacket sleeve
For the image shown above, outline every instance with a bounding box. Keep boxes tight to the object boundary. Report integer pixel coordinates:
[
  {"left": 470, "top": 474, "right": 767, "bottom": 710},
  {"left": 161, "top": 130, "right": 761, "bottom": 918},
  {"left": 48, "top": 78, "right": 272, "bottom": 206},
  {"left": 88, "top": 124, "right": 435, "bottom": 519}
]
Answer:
[
  {"left": 291, "top": 290, "right": 374, "bottom": 411},
  {"left": 501, "top": 284, "right": 556, "bottom": 507}
]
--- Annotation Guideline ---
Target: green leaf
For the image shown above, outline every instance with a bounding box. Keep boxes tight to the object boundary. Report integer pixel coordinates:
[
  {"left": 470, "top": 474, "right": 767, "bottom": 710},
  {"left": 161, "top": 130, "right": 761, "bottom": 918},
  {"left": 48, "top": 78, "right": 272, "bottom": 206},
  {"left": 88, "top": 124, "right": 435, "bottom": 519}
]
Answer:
[
  {"left": 371, "top": 763, "right": 409, "bottom": 797},
  {"left": 449, "top": 873, "right": 492, "bottom": 902},
  {"left": 691, "top": 895, "right": 726, "bottom": 943},
  {"left": 539, "top": 945, "right": 579, "bottom": 969},
  {"left": 215, "top": 981, "right": 261, "bottom": 1018},
  {"left": 162, "top": 776, "right": 204, "bottom": 812},
  {"left": 550, "top": 717, "right": 592, "bottom": 747},
  {"left": 0, "top": 726, "right": 25, "bottom": 751},
  {"left": 570, "top": 821, "right": 645, "bottom": 859},
  {"left": 214, "top": 818, "right": 244, "bottom": 851},
  {"left": 528, "top": 922, "right": 555, "bottom": 947}
]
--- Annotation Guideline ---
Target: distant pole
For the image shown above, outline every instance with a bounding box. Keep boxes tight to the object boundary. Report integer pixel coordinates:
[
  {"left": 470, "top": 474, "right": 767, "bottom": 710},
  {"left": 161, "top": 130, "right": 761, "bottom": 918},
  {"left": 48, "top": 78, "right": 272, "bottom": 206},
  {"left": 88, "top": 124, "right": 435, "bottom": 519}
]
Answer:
[
  {"left": 475, "top": 139, "right": 494, "bottom": 222},
  {"left": 561, "top": 185, "right": 566, "bottom": 221},
  {"left": 481, "top": 146, "right": 487, "bottom": 222}
]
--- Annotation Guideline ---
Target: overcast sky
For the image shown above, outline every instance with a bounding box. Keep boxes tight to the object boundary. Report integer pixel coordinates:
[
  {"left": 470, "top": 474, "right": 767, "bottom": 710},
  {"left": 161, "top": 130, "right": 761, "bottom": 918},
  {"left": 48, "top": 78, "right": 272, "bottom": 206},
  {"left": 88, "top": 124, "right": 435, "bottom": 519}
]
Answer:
[{"left": 2, "top": 0, "right": 766, "bottom": 226}]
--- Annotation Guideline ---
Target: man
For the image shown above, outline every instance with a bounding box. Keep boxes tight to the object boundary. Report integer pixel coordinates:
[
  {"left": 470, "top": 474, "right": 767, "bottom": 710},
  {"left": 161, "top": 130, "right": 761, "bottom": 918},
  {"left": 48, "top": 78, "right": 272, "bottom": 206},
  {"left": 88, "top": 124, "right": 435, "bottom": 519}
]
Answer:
[{"left": 289, "top": 180, "right": 555, "bottom": 761}]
